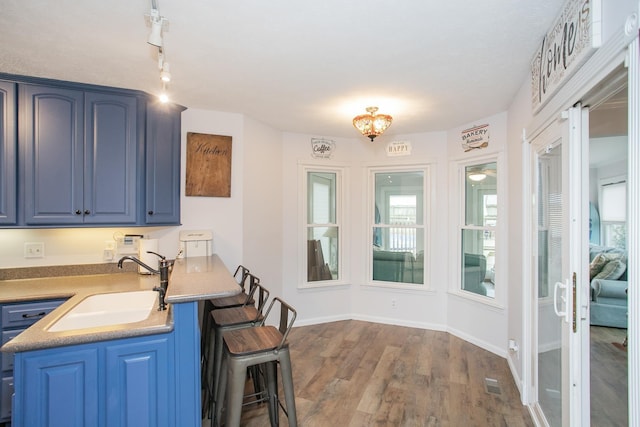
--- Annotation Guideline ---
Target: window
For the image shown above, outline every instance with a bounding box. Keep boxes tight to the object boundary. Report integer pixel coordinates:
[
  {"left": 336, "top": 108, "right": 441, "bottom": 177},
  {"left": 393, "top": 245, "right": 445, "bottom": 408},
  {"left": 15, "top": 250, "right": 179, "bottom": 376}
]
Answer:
[
  {"left": 460, "top": 161, "right": 497, "bottom": 298},
  {"left": 305, "top": 169, "right": 342, "bottom": 284},
  {"left": 370, "top": 167, "right": 428, "bottom": 286},
  {"left": 600, "top": 178, "right": 627, "bottom": 249}
]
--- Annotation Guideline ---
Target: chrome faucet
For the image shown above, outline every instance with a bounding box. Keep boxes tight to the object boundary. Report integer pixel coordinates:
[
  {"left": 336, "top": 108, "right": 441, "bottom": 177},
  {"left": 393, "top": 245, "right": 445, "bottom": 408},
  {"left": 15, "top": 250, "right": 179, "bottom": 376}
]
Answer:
[{"left": 118, "top": 252, "right": 171, "bottom": 311}]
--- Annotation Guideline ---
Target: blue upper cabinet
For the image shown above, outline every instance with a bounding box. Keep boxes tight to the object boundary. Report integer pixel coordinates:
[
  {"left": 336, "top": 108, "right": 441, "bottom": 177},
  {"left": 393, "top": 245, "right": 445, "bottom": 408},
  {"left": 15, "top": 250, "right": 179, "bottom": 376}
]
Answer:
[
  {"left": 21, "top": 84, "right": 85, "bottom": 225},
  {"left": 84, "top": 92, "right": 138, "bottom": 224},
  {"left": 0, "top": 81, "right": 17, "bottom": 225},
  {"left": 145, "top": 101, "right": 184, "bottom": 225},
  {"left": 20, "top": 84, "right": 139, "bottom": 225},
  {"left": 0, "top": 73, "right": 183, "bottom": 228}
]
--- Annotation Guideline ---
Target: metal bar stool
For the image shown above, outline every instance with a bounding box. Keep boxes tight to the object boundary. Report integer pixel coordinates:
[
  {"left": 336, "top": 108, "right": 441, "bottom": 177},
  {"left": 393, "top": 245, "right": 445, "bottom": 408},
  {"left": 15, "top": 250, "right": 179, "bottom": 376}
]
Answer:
[
  {"left": 201, "top": 265, "right": 253, "bottom": 414},
  {"left": 215, "top": 297, "right": 297, "bottom": 427},
  {"left": 201, "top": 266, "right": 252, "bottom": 367},
  {"left": 204, "top": 276, "right": 269, "bottom": 419}
]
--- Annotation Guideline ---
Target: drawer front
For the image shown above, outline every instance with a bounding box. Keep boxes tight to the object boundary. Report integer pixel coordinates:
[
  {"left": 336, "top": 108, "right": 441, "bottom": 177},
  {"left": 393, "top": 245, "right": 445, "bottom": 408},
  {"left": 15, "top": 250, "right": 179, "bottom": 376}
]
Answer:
[
  {"left": 0, "top": 376, "right": 12, "bottom": 421},
  {"left": 1, "top": 329, "right": 25, "bottom": 371},
  {"left": 1, "top": 300, "right": 64, "bottom": 328}
]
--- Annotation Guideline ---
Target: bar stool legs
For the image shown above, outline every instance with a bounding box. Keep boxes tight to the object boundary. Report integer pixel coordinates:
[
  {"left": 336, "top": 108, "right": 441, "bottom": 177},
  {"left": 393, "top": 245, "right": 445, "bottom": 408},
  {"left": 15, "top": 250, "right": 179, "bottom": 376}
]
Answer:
[{"left": 215, "top": 349, "right": 297, "bottom": 427}]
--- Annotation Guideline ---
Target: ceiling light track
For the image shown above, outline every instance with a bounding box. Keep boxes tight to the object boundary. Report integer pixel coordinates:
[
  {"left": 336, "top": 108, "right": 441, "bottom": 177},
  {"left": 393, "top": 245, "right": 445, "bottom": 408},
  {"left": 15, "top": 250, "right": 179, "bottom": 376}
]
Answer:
[{"left": 146, "top": 0, "right": 171, "bottom": 102}]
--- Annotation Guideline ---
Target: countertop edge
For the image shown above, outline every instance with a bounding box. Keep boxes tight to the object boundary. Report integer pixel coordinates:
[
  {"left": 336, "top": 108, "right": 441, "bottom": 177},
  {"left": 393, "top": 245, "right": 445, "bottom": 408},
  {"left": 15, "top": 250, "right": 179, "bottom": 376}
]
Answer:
[{"left": 3, "top": 321, "right": 174, "bottom": 353}]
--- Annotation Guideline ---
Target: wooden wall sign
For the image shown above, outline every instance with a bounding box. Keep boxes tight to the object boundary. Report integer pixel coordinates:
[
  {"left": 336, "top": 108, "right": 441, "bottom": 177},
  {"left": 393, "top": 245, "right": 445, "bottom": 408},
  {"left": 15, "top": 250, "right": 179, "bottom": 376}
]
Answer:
[
  {"left": 530, "top": 0, "right": 601, "bottom": 112},
  {"left": 185, "top": 132, "right": 232, "bottom": 197}
]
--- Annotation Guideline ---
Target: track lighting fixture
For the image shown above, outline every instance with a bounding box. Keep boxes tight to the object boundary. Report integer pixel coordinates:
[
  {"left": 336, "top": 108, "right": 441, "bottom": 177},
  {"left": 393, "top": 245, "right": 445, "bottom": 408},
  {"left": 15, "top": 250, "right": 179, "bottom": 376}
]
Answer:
[
  {"left": 147, "top": 8, "right": 164, "bottom": 47},
  {"left": 160, "top": 62, "right": 171, "bottom": 82},
  {"left": 146, "top": 1, "right": 173, "bottom": 102}
]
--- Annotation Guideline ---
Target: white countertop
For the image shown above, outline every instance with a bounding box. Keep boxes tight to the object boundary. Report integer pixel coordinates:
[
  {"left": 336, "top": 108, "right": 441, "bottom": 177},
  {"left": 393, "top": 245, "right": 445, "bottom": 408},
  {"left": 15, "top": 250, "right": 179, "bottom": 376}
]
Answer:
[{"left": 1, "top": 255, "right": 241, "bottom": 352}]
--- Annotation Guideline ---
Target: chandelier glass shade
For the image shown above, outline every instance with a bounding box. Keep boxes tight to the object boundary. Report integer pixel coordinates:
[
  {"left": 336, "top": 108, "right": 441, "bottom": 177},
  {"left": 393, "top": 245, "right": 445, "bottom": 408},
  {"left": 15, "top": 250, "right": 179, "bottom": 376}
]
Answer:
[{"left": 352, "top": 106, "right": 393, "bottom": 141}]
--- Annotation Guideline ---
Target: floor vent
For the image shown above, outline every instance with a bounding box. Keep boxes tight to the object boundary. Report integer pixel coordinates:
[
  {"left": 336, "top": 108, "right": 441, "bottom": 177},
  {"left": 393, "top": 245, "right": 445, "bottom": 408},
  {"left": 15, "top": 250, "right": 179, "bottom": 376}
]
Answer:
[{"left": 484, "top": 377, "right": 502, "bottom": 395}]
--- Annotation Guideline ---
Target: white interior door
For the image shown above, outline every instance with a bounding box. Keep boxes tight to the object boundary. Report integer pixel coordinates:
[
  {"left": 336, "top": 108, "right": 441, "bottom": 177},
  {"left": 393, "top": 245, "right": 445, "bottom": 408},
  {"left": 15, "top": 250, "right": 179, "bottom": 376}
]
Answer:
[{"left": 531, "top": 106, "right": 588, "bottom": 427}]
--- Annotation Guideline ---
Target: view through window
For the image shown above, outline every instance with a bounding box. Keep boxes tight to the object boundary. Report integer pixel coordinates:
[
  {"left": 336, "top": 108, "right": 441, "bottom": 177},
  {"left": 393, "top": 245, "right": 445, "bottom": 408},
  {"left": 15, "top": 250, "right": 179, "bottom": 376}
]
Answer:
[
  {"left": 461, "top": 161, "right": 497, "bottom": 298},
  {"left": 306, "top": 170, "right": 339, "bottom": 282},
  {"left": 372, "top": 170, "right": 426, "bottom": 285}
]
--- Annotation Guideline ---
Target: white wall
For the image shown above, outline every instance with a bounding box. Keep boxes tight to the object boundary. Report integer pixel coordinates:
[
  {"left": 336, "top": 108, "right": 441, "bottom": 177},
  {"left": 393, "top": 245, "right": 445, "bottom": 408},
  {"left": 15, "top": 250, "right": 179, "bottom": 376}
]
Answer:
[
  {"left": 241, "top": 116, "right": 285, "bottom": 296},
  {"left": 505, "top": 76, "right": 535, "bottom": 395}
]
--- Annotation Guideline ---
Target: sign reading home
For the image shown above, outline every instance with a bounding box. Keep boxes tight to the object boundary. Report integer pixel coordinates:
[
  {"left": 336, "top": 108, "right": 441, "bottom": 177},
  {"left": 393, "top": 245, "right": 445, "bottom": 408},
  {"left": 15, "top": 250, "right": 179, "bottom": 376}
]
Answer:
[
  {"left": 186, "top": 132, "right": 232, "bottom": 197},
  {"left": 531, "top": 0, "right": 601, "bottom": 112},
  {"left": 461, "top": 124, "right": 489, "bottom": 152},
  {"left": 310, "top": 138, "right": 335, "bottom": 159}
]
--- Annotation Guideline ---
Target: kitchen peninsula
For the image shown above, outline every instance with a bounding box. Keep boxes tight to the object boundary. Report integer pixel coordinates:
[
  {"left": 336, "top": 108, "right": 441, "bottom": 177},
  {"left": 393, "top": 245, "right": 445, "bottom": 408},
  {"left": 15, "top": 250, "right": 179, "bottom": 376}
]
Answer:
[{"left": 1, "top": 255, "right": 240, "bottom": 427}]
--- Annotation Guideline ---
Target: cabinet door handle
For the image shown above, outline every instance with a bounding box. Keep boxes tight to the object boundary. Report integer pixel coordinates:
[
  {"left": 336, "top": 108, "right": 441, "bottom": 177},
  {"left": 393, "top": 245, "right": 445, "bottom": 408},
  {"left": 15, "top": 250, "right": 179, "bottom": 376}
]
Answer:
[
  {"left": 84, "top": 210, "right": 90, "bottom": 215},
  {"left": 22, "top": 311, "right": 46, "bottom": 319},
  {"left": 75, "top": 210, "right": 82, "bottom": 215},
  {"left": 148, "top": 210, "right": 154, "bottom": 215}
]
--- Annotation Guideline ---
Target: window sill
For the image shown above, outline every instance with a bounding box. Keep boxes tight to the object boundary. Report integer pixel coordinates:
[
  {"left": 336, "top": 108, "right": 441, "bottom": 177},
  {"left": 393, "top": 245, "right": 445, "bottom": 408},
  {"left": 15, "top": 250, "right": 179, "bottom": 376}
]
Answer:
[
  {"left": 362, "top": 281, "right": 435, "bottom": 293},
  {"left": 298, "top": 281, "right": 351, "bottom": 290},
  {"left": 448, "top": 289, "right": 505, "bottom": 310}
]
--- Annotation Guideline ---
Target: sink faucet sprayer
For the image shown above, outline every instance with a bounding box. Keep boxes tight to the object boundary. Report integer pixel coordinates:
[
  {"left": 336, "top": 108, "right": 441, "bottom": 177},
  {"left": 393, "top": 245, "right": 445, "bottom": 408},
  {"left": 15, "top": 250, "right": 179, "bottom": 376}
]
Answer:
[{"left": 117, "top": 251, "right": 171, "bottom": 311}]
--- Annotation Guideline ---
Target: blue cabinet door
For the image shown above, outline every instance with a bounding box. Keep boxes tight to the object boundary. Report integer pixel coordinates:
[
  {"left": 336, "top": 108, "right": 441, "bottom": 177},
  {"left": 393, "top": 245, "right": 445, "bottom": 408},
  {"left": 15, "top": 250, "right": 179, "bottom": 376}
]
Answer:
[
  {"left": 0, "top": 80, "right": 16, "bottom": 225},
  {"left": 84, "top": 91, "right": 138, "bottom": 224},
  {"left": 145, "top": 102, "right": 184, "bottom": 225},
  {"left": 105, "top": 337, "right": 172, "bottom": 427},
  {"left": 15, "top": 348, "right": 99, "bottom": 427},
  {"left": 13, "top": 333, "right": 175, "bottom": 427},
  {"left": 20, "top": 84, "right": 84, "bottom": 224}
]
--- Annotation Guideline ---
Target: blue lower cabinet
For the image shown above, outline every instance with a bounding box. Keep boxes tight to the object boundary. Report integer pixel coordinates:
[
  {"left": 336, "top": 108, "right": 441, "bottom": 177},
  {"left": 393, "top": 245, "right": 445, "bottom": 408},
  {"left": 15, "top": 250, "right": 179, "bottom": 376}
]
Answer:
[
  {"left": 105, "top": 338, "right": 172, "bottom": 427},
  {"left": 13, "top": 333, "right": 174, "bottom": 427},
  {"left": 16, "top": 348, "right": 99, "bottom": 427}
]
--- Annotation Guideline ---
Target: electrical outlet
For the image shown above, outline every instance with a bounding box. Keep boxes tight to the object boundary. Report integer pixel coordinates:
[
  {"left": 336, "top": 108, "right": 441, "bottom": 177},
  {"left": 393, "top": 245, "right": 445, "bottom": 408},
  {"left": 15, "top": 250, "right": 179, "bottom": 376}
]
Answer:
[
  {"left": 103, "top": 249, "right": 115, "bottom": 261},
  {"left": 103, "top": 240, "right": 116, "bottom": 261},
  {"left": 391, "top": 299, "right": 397, "bottom": 309},
  {"left": 24, "top": 242, "right": 45, "bottom": 258}
]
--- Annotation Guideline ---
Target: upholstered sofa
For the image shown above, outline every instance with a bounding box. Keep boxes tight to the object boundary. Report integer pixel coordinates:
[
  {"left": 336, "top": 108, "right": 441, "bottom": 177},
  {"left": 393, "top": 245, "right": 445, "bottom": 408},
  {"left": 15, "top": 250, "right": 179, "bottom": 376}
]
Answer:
[
  {"left": 463, "top": 253, "right": 489, "bottom": 296},
  {"left": 589, "top": 244, "right": 628, "bottom": 328},
  {"left": 372, "top": 249, "right": 423, "bottom": 284}
]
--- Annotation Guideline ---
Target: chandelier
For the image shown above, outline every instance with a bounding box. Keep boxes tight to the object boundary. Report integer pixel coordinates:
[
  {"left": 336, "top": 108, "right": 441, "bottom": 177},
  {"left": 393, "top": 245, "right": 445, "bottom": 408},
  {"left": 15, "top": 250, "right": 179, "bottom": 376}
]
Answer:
[{"left": 352, "top": 107, "right": 393, "bottom": 141}]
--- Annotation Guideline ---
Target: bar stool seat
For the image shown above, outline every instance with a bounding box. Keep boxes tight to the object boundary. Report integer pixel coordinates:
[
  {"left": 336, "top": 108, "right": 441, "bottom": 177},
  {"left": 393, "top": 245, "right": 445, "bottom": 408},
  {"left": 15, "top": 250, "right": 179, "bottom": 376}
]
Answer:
[
  {"left": 210, "top": 265, "right": 254, "bottom": 310},
  {"left": 215, "top": 297, "right": 297, "bottom": 427}
]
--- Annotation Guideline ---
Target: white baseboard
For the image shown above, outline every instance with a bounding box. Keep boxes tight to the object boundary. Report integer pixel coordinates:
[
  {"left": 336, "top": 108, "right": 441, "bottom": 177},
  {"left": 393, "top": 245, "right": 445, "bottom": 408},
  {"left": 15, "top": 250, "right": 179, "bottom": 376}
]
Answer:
[{"left": 294, "top": 314, "right": 507, "bottom": 360}]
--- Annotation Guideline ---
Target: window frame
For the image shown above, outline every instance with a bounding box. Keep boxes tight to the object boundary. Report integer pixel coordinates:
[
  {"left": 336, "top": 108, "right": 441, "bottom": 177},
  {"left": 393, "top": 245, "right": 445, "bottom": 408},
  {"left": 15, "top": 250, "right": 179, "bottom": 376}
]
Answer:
[
  {"left": 451, "top": 153, "right": 505, "bottom": 308},
  {"left": 365, "top": 164, "right": 431, "bottom": 290},
  {"left": 299, "top": 164, "right": 348, "bottom": 289},
  {"left": 598, "top": 175, "right": 627, "bottom": 249}
]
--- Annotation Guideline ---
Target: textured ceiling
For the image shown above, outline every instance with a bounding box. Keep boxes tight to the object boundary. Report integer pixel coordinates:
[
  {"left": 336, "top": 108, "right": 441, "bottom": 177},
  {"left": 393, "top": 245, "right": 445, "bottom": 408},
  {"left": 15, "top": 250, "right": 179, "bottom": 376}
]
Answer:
[{"left": 0, "top": 0, "right": 565, "bottom": 138}]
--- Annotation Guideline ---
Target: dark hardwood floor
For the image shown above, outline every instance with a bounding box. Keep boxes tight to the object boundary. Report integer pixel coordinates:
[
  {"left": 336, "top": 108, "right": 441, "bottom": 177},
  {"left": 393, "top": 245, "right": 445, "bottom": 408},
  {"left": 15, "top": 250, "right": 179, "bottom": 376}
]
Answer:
[{"left": 212, "top": 320, "right": 533, "bottom": 426}]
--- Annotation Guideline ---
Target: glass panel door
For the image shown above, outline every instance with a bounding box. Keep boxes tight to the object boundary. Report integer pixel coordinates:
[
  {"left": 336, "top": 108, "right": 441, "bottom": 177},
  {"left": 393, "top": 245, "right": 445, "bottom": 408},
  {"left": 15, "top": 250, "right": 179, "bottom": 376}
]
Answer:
[
  {"left": 536, "top": 140, "right": 566, "bottom": 426},
  {"left": 532, "top": 107, "right": 588, "bottom": 427}
]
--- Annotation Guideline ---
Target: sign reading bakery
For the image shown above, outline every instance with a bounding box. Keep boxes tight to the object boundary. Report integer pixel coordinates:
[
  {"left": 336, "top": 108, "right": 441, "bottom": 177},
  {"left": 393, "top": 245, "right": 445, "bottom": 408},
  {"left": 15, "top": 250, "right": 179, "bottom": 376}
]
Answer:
[
  {"left": 531, "top": 0, "right": 601, "bottom": 112},
  {"left": 461, "top": 124, "right": 489, "bottom": 152}
]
